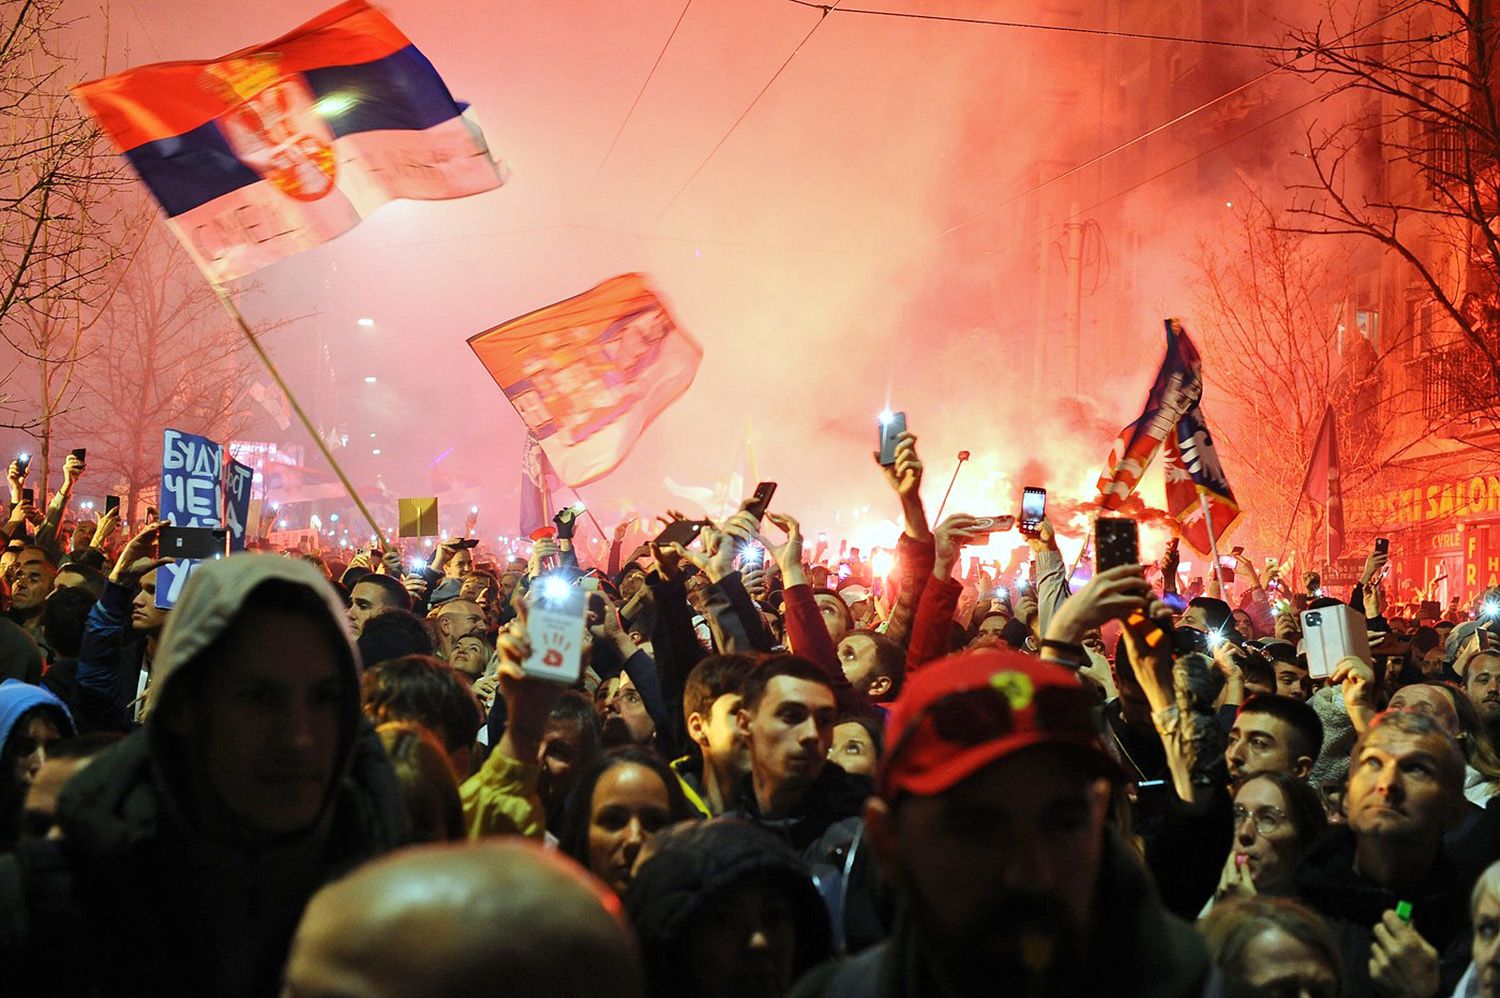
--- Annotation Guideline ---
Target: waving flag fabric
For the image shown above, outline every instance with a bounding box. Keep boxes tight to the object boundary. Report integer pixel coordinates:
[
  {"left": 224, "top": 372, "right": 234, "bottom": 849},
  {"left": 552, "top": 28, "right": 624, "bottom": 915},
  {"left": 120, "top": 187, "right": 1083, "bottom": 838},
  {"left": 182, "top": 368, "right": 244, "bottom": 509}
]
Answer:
[
  {"left": 1300, "top": 405, "right": 1344, "bottom": 562},
  {"left": 470, "top": 274, "right": 702, "bottom": 487},
  {"left": 1163, "top": 403, "right": 1241, "bottom": 555},
  {"left": 519, "top": 432, "right": 562, "bottom": 536},
  {"left": 1095, "top": 319, "right": 1203, "bottom": 509},
  {"left": 73, "top": 1, "right": 505, "bottom": 283}
]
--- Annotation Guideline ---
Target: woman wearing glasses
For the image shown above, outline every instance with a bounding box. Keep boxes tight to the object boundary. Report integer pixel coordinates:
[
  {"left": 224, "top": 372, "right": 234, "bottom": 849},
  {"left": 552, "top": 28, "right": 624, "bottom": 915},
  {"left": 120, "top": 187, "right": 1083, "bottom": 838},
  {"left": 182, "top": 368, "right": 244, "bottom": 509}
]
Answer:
[{"left": 1206, "top": 771, "right": 1329, "bottom": 913}]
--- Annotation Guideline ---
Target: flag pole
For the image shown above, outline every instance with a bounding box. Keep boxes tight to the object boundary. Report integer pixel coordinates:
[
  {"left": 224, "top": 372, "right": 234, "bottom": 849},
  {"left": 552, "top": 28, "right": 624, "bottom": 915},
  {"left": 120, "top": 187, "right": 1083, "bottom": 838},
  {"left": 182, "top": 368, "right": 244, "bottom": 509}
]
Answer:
[
  {"left": 209, "top": 284, "right": 386, "bottom": 545},
  {"left": 934, "top": 451, "right": 969, "bottom": 522},
  {"left": 1200, "top": 491, "right": 1227, "bottom": 595},
  {"left": 566, "top": 484, "right": 609, "bottom": 542}
]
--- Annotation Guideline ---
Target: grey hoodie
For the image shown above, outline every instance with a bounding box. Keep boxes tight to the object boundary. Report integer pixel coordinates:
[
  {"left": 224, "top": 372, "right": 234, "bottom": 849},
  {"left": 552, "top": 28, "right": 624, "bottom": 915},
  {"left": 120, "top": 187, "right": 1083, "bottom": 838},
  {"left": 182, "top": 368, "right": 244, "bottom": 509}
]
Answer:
[{"left": 0, "top": 554, "right": 408, "bottom": 997}]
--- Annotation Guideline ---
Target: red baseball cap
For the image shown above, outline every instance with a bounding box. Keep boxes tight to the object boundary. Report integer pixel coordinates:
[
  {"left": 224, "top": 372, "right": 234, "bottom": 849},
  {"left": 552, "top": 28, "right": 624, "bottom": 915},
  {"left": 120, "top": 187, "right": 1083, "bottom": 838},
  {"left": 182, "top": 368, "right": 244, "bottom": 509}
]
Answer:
[{"left": 878, "top": 648, "right": 1122, "bottom": 800}]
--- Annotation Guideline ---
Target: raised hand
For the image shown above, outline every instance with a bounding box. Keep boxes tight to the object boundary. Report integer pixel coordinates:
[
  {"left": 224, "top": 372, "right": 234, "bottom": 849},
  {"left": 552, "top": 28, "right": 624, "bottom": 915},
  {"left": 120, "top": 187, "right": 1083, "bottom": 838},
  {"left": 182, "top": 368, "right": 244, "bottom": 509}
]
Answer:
[
  {"left": 110, "top": 520, "right": 168, "bottom": 583},
  {"left": 760, "top": 512, "right": 805, "bottom": 587},
  {"left": 62, "top": 452, "right": 84, "bottom": 489},
  {"left": 1331, "top": 656, "right": 1378, "bottom": 733},
  {"left": 933, "top": 514, "right": 985, "bottom": 580},
  {"left": 1045, "top": 563, "right": 1152, "bottom": 644},
  {"left": 92, "top": 507, "right": 121, "bottom": 548},
  {"left": 877, "top": 431, "right": 923, "bottom": 499}
]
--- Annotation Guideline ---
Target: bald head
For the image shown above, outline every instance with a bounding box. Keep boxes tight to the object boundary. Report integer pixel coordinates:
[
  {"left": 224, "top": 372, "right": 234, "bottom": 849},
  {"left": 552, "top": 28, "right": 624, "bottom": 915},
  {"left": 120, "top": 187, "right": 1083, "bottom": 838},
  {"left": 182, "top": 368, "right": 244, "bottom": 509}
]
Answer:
[
  {"left": 433, "top": 599, "right": 485, "bottom": 658},
  {"left": 284, "top": 840, "right": 643, "bottom": 998}
]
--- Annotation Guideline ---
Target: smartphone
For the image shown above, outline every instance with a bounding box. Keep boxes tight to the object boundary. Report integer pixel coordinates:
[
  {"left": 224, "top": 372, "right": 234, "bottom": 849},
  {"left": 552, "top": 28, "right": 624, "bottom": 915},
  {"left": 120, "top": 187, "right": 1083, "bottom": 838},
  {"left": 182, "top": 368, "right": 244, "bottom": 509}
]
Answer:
[
  {"left": 654, "top": 518, "right": 708, "bottom": 549},
  {"left": 453, "top": 538, "right": 480, "bottom": 549},
  {"left": 877, "top": 411, "right": 908, "bottom": 467},
  {"left": 105, "top": 495, "right": 121, "bottom": 516},
  {"left": 970, "top": 515, "right": 1016, "bottom": 533},
  {"left": 15, "top": 453, "right": 29, "bottom": 475},
  {"left": 524, "top": 581, "right": 586, "bottom": 684},
  {"left": 70, "top": 448, "right": 86, "bottom": 463},
  {"left": 159, "top": 525, "right": 228, "bottom": 560},
  {"left": 743, "top": 482, "right": 777, "bottom": 524},
  {"left": 21, "top": 488, "right": 33, "bottom": 504},
  {"left": 1231, "top": 546, "right": 1244, "bottom": 557},
  {"left": 147, "top": 506, "right": 159, "bottom": 521},
  {"left": 1095, "top": 517, "right": 1140, "bottom": 572},
  {"left": 1301, "top": 605, "right": 1372, "bottom": 680},
  {"left": 1375, "top": 537, "right": 1390, "bottom": 555},
  {"left": 1019, "top": 487, "right": 1047, "bottom": 536}
]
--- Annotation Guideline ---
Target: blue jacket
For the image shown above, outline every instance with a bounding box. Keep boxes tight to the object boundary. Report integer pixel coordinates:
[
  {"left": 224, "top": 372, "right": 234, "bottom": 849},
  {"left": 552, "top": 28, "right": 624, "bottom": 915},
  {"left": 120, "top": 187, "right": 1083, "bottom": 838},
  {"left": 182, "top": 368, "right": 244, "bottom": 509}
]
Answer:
[
  {"left": 0, "top": 679, "right": 73, "bottom": 750},
  {"left": 72, "top": 580, "right": 149, "bottom": 732}
]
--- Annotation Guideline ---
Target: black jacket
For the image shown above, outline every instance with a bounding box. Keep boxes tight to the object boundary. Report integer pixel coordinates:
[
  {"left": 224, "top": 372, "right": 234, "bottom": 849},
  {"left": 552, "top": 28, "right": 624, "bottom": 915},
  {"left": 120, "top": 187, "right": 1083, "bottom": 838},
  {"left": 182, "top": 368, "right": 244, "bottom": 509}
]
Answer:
[
  {"left": 1294, "top": 826, "right": 1471, "bottom": 996},
  {"left": 0, "top": 555, "right": 410, "bottom": 997},
  {"left": 791, "top": 828, "right": 1215, "bottom": 998},
  {"left": 732, "top": 762, "right": 883, "bottom": 950},
  {"left": 626, "top": 818, "right": 835, "bottom": 998},
  {"left": 0, "top": 723, "right": 407, "bottom": 996}
]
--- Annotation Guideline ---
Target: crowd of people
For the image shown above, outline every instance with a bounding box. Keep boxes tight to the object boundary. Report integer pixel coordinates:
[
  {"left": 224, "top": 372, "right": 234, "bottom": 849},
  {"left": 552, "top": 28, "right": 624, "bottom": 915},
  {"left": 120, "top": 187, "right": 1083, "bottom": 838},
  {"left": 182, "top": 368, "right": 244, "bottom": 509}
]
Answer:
[{"left": 0, "top": 434, "right": 1499, "bottom": 997}]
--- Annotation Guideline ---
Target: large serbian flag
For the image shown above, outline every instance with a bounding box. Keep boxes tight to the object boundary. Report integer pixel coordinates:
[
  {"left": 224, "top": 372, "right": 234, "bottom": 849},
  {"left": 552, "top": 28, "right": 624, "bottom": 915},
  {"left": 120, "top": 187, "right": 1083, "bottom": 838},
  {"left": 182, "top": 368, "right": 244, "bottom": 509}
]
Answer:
[
  {"left": 470, "top": 274, "right": 703, "bottom": 487},
  {"left": 72, "top": 1, "right": 506, "bottom": 283},
  {"left": 1095, "top": 318, "right": 1203, "bottom": 509},
  {"left": 1163, "top": 402, "right": 1241, "bottom": 555}
]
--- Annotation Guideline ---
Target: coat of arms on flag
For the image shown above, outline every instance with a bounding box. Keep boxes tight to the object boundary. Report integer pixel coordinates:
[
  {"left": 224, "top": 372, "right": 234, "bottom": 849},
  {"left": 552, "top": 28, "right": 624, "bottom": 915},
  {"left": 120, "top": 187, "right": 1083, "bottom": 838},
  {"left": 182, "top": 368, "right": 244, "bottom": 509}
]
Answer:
[
  {"left": 1095, "top": 319, "right": 1203, "bottom": 509},
  {"left": 1164, "top": 403, "right": 1241, "bottom": 555},
  {"left": 73, "top": 0, "right": 507, "bottom": 283},
  {"left": 470, "top": 274, "right": 703, "bottom": 487}
]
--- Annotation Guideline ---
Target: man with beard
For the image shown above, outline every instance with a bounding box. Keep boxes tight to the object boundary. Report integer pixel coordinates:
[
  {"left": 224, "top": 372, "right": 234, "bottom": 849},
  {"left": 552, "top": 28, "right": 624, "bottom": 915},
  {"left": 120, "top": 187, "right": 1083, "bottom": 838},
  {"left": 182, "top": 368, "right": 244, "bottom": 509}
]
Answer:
[
  {"left": 792, "top": 649, "right": 1213, "bottom": 997},
  {"left": 1459, "top": 639, "right": 1500, "bottom": 746}
]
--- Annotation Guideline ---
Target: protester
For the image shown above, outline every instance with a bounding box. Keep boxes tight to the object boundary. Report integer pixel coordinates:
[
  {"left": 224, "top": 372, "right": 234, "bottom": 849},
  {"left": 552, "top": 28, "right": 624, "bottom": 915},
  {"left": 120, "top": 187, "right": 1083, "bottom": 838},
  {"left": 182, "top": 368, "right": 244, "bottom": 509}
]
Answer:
[
  {"left": 16, "top": 731, "right": 120, "bottom": 842},
  {"left": 1224, "top": 694, "right": 1324, "bottom": 790},
  {"left": 0, "top": 678, "right": 74, "bottom": 848},
  {"left": 829, "top": 713, "right": 882, "bottom": 778},
  {"left": 283, "top": 840, "right": 644, "bottom": 998},
  {"left": 559, "top": 746, "right": 696, "bottom": 896},
  {"left": 375, "top": 721, "right": 464, "bottom": 842},
  {"left": 346, "top": 572, "right": 411, "bottom": 636},
  {"left": 0, "top": 554, "right": 408, "bottom": 995},
  {"left": 626, "top": 818, "right": 834, "bottom": 998},
  {"left": 673, "top": 653, "right": 756, "bottom": 817},
  {"left": 793, "top": 649, "right": 1213, "bottom": 996},
  {"left": 1453, "top": 858, "right": 1500, "bottom": 996},
  {"left": 1210, "top": 772, "right": 1328, "bottom": 907},
  {"left": 1199, "top": 896, "right": 1343, "bottom": 998},
  {"left": 539, "top": 689, "right": 602, "bottom": 831},
  {"left": 730, "top": 655, "right": 869, "bottom": 863},
  {"left": 357, "top": 608, "right": 436, "bottom": 666},
  {"left": 1294, "top": 710, "right": 1471, "bottom": 995}
]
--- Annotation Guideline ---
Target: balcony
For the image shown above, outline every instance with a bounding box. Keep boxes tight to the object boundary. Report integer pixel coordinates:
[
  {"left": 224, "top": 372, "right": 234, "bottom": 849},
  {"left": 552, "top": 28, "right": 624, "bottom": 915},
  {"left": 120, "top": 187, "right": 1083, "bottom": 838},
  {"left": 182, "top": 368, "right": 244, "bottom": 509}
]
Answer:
[{"left": 1423, "top": 342, "right": 1500, "bottom": 426}]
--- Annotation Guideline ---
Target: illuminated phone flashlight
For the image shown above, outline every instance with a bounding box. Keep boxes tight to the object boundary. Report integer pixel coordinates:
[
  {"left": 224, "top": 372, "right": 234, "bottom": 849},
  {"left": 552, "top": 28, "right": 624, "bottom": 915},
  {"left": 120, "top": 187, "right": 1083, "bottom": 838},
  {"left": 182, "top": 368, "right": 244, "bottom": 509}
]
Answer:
[
  {"left": 1485, "top": 598, "right": 1500, "bottom": 620},
  {"left": 540, "top": 574, "right": 573, "bottom": 603},
  {"left": 742, "top": 544, "right": 764, "bottom": 566},
  {"left": 410, "top": 558, "right": 427, "bottom": 573},
  {"left": 1207, "top": 630, "right": 1226, "bottom": 650},
  {"left": 877, "top": 409, "right": 894, "bottom": 426}
]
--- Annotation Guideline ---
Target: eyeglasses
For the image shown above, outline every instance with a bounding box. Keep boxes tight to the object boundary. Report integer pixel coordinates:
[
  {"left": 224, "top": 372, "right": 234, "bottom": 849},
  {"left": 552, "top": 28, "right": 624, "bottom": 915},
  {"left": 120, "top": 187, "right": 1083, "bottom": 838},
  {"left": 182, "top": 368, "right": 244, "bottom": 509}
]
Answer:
[{"left": 1233, "top": 804, "right": 1288, "bottom": 836}]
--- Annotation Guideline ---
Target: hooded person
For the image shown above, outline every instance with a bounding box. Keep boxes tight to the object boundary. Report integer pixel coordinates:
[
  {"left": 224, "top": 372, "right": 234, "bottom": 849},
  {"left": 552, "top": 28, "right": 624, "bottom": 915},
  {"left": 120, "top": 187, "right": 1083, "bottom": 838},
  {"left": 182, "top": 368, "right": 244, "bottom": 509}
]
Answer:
[
  {"left": 0, "top": 678, "right": 75, "bottom": 848},
  {"left": 626, "top": 817, "right": 835, "bottom": 998},
  {"left": 0, "top": 554, "right": 409, "bottom": 997}
]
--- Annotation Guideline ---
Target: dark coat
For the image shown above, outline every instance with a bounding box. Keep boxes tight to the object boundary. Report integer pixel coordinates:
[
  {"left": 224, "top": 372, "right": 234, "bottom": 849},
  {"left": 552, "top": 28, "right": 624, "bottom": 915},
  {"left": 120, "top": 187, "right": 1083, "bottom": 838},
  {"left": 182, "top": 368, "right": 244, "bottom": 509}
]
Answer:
[
  {"left": 626, "top": 817, "right": 835, "bottom": 998},
  {"left": 1294, "top": 826, "right": 1471, "bottom": 997}
]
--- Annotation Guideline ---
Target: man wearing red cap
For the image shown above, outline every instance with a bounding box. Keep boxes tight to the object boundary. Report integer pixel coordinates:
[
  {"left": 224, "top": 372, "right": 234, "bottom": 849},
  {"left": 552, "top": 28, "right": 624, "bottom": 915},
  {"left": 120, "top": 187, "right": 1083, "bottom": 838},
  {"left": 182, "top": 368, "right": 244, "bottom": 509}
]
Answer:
[{"left": 792, "top": 648, "right": 1215, "bottom": 997}]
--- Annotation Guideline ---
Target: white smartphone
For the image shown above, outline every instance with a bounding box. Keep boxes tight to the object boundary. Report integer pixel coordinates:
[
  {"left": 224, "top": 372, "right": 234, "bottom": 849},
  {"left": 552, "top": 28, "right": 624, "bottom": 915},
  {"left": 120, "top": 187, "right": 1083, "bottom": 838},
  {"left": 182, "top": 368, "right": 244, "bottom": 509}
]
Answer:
[
  {"left": 1300, "top": 604, "right": 1372, "bottom": 680},
  {"left": 523, "top": 579, "right": 586, "bottom": 684}
]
